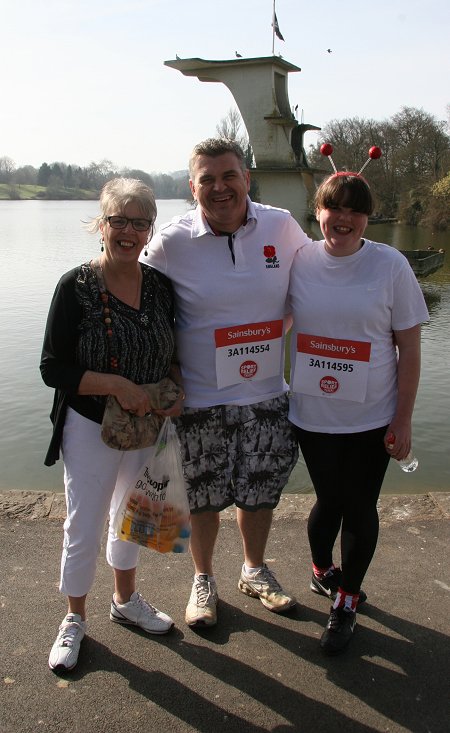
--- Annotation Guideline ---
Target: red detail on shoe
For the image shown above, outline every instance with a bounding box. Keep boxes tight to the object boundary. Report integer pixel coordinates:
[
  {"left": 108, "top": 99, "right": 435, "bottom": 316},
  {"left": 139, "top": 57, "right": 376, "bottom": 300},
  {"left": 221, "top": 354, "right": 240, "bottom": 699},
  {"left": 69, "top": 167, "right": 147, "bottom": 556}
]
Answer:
[
  {"left": 312, "top": 563, "right": 335, "bottom": 580},
  {"left": 334, "top": 587, "right": 359, "bottom": 611}
]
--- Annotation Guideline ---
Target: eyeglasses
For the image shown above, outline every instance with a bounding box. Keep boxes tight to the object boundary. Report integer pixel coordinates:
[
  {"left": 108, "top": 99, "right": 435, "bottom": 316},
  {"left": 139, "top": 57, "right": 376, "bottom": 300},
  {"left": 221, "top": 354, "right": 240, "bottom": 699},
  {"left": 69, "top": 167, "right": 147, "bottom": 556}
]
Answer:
[{"left": 106, "top": 216, "right": 153, "bottom": 232}]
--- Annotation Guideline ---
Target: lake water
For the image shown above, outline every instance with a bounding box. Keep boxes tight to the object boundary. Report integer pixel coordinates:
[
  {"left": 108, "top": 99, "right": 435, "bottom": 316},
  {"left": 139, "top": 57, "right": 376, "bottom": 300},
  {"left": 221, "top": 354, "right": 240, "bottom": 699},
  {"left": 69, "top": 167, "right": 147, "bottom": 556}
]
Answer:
[{"left": 0, "top": 200, "right": 448, "bottom": 495}]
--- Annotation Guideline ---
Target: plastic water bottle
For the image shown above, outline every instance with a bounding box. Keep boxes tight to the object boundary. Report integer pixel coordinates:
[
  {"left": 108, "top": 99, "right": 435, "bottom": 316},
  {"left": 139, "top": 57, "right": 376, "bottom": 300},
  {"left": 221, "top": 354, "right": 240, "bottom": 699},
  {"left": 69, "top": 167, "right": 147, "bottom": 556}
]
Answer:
[
  {"left": 398, "top": 451, "right": 419, "bottom": 472},
  {"left": 386, "top": 433, "right": 418, "bottom": 473}
]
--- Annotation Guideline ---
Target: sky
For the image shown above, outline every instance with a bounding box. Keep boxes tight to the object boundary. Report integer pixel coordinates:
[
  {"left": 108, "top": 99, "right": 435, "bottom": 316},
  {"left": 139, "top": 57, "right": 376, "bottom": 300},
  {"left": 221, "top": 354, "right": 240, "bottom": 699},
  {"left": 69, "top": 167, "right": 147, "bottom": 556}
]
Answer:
[{"left": 1, "top": 0, "right": 449, "bottom": 174}]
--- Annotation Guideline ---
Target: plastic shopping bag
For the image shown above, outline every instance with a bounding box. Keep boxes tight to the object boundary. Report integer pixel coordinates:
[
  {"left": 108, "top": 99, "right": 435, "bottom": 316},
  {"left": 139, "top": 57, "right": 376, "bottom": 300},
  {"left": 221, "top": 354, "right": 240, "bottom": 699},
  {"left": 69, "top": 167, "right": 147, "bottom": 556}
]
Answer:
[{"left": 114, "top": 418, "right": 191, "bottom": 553}]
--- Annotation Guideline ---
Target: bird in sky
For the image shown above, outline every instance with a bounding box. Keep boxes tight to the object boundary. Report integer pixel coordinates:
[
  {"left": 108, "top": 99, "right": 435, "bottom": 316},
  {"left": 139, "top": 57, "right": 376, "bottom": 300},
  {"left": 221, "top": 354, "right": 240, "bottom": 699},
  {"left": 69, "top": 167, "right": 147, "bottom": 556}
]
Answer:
[
  {"left": 235, "top": 51, "right": 242, "bottom": 58},
  {"left": 327, "top": 48, "right": 332, "bottom": 53}
]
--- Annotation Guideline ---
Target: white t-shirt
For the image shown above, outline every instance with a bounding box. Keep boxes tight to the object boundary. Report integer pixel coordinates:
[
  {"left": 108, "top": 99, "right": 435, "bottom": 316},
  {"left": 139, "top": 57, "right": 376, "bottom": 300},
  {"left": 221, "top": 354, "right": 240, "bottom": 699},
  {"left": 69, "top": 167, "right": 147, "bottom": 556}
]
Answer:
[
  {"left": 142, "top": 198, "right": 311, "bottom": 407},
  {"left": 288, "top": 239, "right": 429, "bottom": 433}
]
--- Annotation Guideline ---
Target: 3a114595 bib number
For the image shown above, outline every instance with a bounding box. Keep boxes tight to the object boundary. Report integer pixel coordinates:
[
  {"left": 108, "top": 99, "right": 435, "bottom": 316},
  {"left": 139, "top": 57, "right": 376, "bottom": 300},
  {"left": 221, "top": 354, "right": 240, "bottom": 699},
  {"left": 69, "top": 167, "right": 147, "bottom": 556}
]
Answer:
[
  {"left": 293, "top": 332, "right": 371, "bottom": 402},
  {"left": 309, "top": 358, "right": 353, "bottom": 372}
]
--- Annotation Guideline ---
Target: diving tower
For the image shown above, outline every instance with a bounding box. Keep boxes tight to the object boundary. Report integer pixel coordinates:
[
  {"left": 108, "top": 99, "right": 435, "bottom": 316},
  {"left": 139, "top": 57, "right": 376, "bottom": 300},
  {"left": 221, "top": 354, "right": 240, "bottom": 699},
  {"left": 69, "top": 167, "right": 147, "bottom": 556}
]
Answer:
[{"left": 165, "top": 55, "right": 321, "bottom": 226}]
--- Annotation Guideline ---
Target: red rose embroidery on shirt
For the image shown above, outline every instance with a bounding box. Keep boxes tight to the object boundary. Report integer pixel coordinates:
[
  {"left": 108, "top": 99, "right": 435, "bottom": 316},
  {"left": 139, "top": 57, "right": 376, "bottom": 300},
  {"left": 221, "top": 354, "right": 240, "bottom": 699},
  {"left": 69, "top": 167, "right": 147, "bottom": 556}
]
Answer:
[{"left": 264, "top": 245, "right": 276, "bottom": 259}]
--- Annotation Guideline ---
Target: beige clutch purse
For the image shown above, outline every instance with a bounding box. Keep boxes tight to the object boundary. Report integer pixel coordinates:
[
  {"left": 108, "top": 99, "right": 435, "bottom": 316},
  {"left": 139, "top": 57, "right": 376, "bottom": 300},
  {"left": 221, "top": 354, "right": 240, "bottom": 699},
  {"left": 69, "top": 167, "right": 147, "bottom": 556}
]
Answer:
[{"left": 101, "top": 378, "right": 182, "bottom": 451}]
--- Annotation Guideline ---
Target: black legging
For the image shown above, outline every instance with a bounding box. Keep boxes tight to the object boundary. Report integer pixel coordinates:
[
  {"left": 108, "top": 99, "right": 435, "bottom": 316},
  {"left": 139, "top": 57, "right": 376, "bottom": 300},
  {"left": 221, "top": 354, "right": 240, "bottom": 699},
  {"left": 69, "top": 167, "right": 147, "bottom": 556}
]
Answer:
[{"left": 296, "top": 425, "right": 391, "bottom": 594}]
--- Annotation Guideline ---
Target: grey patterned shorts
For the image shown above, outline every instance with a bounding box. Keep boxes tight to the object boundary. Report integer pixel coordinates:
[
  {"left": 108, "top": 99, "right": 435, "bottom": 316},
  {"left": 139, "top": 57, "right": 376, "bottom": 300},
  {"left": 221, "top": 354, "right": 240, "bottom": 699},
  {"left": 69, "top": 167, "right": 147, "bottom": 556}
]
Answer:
[{"left": 174, "top": 394, "right": 298, "bottom": 513}]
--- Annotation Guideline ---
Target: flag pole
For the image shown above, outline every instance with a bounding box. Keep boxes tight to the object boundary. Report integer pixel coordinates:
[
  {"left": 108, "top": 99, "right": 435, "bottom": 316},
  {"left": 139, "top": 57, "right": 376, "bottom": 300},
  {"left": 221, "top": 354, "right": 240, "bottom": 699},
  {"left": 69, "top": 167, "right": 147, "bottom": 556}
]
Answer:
[{"left": 272, "top": 0, "right": 275, "bottom": 55}]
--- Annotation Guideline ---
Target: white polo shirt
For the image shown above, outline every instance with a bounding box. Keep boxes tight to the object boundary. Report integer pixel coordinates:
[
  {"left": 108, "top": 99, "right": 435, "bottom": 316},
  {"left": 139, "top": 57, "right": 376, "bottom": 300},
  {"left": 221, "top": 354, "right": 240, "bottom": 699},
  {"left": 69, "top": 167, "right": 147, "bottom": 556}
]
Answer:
[
  {"left": 288, "top": 239, "right": 430, "bottom": 433},
  {"left": 142, "top": 198, "right": 311, "bottom": 407}
]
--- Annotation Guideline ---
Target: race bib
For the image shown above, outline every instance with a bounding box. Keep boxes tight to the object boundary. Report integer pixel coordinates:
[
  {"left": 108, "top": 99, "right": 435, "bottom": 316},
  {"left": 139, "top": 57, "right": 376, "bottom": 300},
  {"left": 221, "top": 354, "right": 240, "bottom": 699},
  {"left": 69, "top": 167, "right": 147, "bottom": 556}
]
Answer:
[
  {"left": 292, "top": 333, "right": 371, "bottom": 402},
  {"left": 215, "top": 320, "right": 283, "bottom": 389}
]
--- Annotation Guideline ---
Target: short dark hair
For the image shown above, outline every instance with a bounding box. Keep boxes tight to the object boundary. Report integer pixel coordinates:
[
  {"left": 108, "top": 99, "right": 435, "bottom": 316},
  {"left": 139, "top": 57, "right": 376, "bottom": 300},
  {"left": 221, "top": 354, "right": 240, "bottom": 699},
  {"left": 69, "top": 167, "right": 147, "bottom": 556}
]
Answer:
[
  {"left": 189, "top": 137, "right": 247, "bottom": 175},
  {"left": 314, "top": 173, "right": 374, "bottom": 216}
]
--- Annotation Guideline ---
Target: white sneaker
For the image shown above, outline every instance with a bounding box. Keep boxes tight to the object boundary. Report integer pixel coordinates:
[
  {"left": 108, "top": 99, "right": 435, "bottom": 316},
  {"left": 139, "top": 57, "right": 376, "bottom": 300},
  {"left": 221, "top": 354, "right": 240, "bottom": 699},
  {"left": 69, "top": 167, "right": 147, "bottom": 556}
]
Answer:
[
  {"left": 110, "top": 591, "right": 174, "bottom": 634},
  {"left": 185, "top": 574, "right": 219, "bottom": 627},
  {"left": 48, "top": 613, "right": 86, "bottom": 672},
  {"left": 238, "top": 563, "right": 296, "bottom": 612}
]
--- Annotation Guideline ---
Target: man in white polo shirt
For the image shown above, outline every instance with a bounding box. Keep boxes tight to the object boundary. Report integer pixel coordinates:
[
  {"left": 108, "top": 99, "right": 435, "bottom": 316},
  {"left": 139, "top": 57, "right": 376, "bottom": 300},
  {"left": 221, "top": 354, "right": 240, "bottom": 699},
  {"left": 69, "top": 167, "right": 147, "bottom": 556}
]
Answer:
[{"left": 142, "top": 138, "right": 311, "bottom": 627}]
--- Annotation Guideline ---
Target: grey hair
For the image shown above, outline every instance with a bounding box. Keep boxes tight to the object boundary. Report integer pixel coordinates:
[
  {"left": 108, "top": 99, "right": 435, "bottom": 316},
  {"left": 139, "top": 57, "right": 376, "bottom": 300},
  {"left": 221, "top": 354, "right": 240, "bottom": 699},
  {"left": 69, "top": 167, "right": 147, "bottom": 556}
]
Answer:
[
  {"left": 189, "top": 137, "right": 247, "bottom": 176},
  {"left": 87, "top": 177, "right": 157, "bottom": 234}
]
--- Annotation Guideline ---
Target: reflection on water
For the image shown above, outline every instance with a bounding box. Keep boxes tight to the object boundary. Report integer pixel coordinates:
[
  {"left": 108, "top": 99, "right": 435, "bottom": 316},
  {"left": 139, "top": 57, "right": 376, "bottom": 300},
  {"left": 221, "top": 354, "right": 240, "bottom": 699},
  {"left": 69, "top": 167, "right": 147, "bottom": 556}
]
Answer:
[
  {"left": 421, "top": 288, "right": 442, "bottom": 316},
  {"left": 0, "top": 202, "right": 448, "bottom": 494}
]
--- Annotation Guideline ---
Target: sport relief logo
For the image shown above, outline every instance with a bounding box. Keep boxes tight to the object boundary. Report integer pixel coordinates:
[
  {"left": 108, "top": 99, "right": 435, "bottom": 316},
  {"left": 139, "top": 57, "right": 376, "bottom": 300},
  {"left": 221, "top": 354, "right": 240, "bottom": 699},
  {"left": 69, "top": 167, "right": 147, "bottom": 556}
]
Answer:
[
  {"left": 264, "top": 245, "right": 280, "bottom": 269},
  {"left": 320, "top": 376, "right": 339, "bottom": 394},
  {"left": 240, "top": 360, "right": 258, "bottom": 379}
]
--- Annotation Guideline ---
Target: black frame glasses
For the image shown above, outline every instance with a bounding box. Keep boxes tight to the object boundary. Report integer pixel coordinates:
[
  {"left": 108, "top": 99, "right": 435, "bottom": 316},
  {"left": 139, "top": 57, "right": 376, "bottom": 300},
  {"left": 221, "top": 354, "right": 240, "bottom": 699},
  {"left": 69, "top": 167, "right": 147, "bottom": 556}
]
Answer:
[{"left": 105, "top": 216, "right": 153, "bottom": 232}]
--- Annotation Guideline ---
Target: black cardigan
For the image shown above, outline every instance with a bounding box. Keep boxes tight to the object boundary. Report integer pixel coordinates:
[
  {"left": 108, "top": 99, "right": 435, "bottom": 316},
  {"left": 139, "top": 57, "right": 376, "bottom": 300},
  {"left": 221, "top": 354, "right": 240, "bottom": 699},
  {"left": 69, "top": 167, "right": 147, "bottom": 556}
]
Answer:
[{"left": 40, "top": 262, "right": 175, "bottom": 466}]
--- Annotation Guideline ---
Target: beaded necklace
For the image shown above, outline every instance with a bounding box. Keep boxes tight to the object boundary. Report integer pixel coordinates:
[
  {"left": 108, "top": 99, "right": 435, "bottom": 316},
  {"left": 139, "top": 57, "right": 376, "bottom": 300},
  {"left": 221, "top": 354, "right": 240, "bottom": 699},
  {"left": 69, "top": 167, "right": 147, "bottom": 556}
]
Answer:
[{"left": 91, "top": 259, "right": 119, "bottom": 373}]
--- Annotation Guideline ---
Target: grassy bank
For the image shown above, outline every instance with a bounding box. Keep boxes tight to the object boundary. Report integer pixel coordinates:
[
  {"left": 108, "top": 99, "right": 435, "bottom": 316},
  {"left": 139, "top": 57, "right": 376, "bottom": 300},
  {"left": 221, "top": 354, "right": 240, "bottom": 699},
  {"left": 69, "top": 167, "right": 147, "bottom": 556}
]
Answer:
[{"left": 0, "top": 183, "right": 97, "bottom": 200}]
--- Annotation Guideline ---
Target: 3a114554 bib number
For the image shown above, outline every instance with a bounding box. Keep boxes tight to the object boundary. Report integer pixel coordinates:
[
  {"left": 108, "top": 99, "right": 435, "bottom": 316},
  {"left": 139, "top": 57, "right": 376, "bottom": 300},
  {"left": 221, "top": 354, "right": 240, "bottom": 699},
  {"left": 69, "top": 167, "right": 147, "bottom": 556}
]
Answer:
[{"left": 228, "top": 344, "right": 270, "bottom": 357}]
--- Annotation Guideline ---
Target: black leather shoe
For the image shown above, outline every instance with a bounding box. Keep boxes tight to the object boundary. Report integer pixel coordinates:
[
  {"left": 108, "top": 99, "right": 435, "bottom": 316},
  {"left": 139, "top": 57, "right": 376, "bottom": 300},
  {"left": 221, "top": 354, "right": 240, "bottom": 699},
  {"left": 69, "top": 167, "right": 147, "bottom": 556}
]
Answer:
[{"left": 320, "top": 607, "right": 356, "bottom": 655}]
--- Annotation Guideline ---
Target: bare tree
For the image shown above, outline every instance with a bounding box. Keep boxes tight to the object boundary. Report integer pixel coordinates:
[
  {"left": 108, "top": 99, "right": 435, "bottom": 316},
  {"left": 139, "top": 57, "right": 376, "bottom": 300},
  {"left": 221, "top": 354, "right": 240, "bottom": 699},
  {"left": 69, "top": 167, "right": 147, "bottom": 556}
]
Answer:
[
  {"left": 87, "top": 159, "right": 117, "bottom": 190},
  {"left": 216, "top": 107, "right": 246, "bottom": 143},
  {"left": 426, "top": 172, "right": 450, "bottom": 229},
  {"left": 0, "top": 156, "right": 15, "bottom": 183},
  {"left": 307, "top": 107, "right": 450, "bottom": 223},
  {"left": 13, "top": 165, "right": 37, "bottom": 185},
  {"left": 216, "top": 107, "right": 254, "bottom": 165}
]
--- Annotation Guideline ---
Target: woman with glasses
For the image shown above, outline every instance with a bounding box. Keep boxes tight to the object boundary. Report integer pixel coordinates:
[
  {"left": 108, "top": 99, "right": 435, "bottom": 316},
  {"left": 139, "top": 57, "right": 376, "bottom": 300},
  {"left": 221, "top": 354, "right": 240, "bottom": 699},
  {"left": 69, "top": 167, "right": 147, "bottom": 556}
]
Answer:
[{"left": 40, "top": 178, "right": 184, "bottom": 672}]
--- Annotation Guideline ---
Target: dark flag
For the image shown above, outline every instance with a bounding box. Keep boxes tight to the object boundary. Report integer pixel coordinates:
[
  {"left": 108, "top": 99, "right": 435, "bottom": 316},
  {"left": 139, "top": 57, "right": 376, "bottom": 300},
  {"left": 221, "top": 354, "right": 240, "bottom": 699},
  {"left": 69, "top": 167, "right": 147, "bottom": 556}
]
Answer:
[{"left": 273, "top": 12, "right": 285, "bottom": 41}]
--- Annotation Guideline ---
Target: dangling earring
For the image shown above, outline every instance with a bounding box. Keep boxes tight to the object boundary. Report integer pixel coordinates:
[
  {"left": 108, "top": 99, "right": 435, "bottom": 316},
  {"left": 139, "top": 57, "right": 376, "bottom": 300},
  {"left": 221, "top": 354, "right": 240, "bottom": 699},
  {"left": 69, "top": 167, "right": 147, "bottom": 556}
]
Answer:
[
  {"left": 144, "top": 246, "right": 148, "bottom": 257},
  {"left": 99, "top": 237, "right": 104, "bottom": 252}
]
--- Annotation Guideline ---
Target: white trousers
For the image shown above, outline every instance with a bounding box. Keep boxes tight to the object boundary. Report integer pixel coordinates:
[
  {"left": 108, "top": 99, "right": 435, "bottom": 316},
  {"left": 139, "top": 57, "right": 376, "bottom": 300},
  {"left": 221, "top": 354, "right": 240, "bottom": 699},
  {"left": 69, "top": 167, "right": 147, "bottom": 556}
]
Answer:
[{"left": 60, "top": 408, "right": 152, "bottom": 597}]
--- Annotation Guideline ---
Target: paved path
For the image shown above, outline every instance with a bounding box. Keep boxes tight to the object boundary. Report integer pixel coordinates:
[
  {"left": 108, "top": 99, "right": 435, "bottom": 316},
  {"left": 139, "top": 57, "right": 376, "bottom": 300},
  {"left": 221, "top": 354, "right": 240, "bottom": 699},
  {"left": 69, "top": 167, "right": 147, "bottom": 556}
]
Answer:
[{"left": 1, "top": 491, "right": 449, "bottom": 733}]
